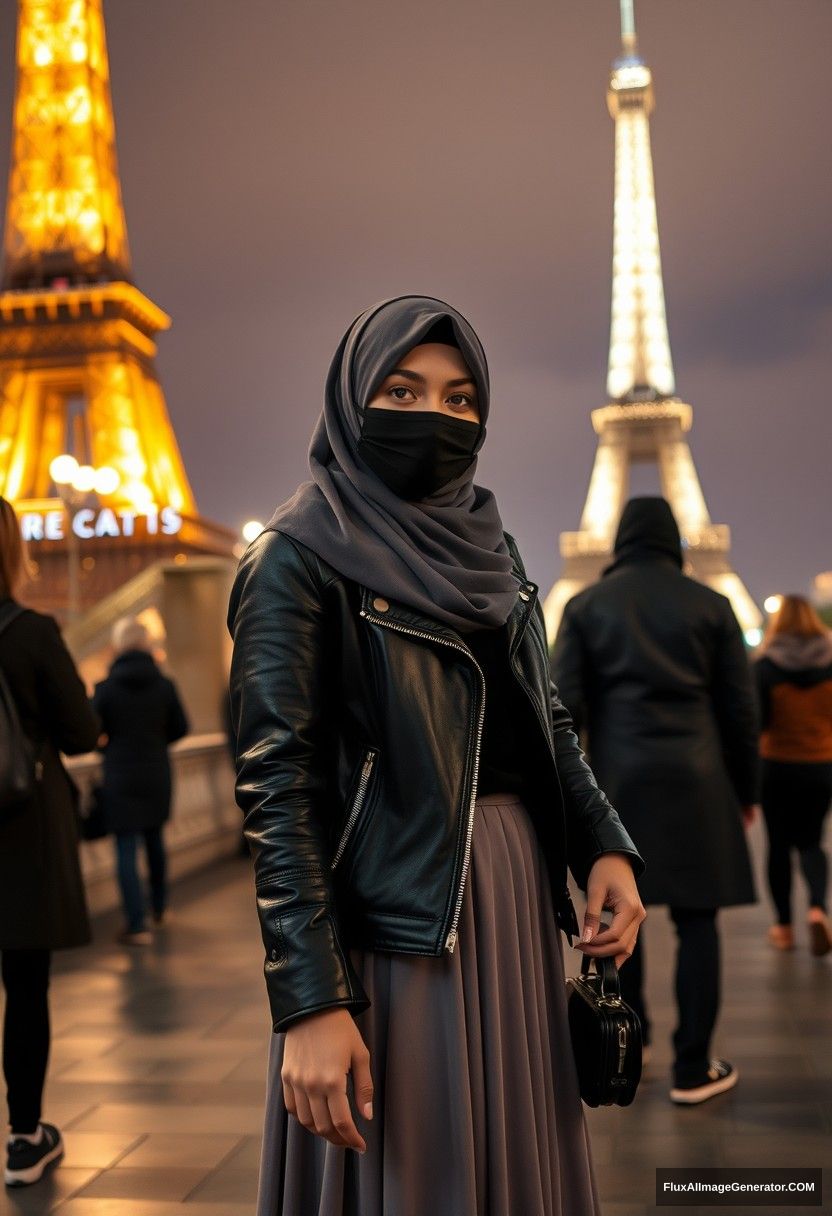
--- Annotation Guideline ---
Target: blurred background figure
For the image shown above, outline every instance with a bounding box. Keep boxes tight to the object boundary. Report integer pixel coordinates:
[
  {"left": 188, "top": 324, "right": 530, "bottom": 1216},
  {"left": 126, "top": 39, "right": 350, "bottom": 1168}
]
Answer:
[
  {"left": 0, "top": 497, "right": 99, "bottom": 1187},
  {"left": 552, "top": 496, "right": 760, "bottom": 1106},
  {"left": 92, "top": 617, "right": 189, "bottom": 946},
  {"left": 755, "top": 596, "right": 832, "bottom": 956}
]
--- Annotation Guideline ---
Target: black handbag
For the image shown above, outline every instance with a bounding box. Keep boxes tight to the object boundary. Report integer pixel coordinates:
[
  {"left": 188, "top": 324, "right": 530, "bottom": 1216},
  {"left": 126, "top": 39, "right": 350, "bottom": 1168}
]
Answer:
[{"left": 566, "top": 936, "right": 642, "bottom": 1107}]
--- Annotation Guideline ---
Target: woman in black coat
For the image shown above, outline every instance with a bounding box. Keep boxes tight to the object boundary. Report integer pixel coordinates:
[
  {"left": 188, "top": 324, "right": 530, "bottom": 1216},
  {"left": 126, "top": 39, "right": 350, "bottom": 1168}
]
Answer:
[
  {"left": 92, "top": 617, "right": 189, "bottom": 945},
  {"left": 552, "top": 497, "right": 760, "bottom": 1105},
  {"left": 0, "top": 496, "right": 100, "bottom": 1186}
]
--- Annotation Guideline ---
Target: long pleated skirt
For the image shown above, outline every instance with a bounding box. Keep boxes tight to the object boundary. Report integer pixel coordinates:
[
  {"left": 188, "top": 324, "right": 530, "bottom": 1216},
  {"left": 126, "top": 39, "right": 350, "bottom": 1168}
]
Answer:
[{"left": 256, "top": 792, "right": 602, "bottom": 1216}]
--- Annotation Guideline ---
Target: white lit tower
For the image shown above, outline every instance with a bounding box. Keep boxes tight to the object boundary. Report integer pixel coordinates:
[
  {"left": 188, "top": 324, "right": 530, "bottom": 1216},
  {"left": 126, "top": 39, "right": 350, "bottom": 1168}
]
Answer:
[{"left": 543, "top": 0, "right": 761, "bottom": 641}]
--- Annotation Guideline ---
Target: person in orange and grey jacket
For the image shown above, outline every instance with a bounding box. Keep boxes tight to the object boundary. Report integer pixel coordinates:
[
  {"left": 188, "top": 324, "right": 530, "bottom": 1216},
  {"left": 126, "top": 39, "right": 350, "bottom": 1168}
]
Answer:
[
  {"left": 552, "top": 496, "right": 760, "bottom": 1106},
  {"left": 0, "top": 496, "right": 100, "bottom": 1187},
  {"left": 755, "top": 595, "right": 832, "bottom": 957}
]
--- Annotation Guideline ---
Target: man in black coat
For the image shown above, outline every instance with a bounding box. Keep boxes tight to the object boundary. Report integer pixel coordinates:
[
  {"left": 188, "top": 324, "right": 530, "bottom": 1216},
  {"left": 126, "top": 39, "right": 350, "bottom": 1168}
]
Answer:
[
  {"left": 552, "top": 497, "right": 760, "bottom": 1105},
  {"left": 93, "top": 618, "right": 189, "bottom": 944}
]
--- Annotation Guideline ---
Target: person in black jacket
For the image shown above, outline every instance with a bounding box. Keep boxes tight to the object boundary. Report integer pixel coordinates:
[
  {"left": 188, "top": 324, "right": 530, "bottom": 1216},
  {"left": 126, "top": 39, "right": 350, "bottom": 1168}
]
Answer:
[
  {"left": 228, "top": 297, "right": 646, "bottom": 1216},
  {"left": 552, "top": 496, "right": 760, "bottom": 1106},
  {"left": 0, "top": 496, "right": 100, "bottom": 1187},
  {"left": 92, "top": 617, "right": 189, "bottom": 946}
]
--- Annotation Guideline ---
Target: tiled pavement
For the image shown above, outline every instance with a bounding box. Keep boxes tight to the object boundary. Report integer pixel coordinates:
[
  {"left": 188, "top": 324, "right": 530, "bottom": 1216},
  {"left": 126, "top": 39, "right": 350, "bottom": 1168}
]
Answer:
[{"left": 1, "top": 814, "right": 830, "bottom": 1215}]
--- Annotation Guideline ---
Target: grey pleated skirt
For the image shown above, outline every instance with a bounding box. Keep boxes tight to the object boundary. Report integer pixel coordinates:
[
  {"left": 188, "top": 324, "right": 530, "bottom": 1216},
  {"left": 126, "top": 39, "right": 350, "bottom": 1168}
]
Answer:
[{"left": 256, "top": 792, "right": 602, "bottom": 1216}]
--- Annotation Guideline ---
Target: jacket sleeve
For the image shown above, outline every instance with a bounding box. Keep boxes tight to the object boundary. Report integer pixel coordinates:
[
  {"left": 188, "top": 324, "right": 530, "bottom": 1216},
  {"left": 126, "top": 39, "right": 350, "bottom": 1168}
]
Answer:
[
  {"left": 164, "top": 679, "right": 190, "bottom": 745},
  {"left": 710, "top": 602, "right": 761, "bottom": 805},
  {"left": 550, "top": 598, "right": 588, "bottom": 734},
  {"left": 34, "top": 615, "right": 100, "bottom": 755},
  {"left": 550, "top": 676, "right": 647, "bottom": 892},
  {"left": 227, "top": 529, "right": 370, "bottom": 1033}
]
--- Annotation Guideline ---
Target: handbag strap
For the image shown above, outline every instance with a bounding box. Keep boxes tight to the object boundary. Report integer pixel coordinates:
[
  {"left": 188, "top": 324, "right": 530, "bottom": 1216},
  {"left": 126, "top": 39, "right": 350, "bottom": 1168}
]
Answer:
[{"left": 579, "top": 920, "right": 622, "bottom": 999}]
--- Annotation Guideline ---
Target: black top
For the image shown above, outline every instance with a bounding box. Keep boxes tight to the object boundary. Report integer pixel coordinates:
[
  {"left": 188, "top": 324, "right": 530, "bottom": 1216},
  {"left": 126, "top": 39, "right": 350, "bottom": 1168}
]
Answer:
[{"left": 464, "top": 623, "right": 527, "bottom": 797}]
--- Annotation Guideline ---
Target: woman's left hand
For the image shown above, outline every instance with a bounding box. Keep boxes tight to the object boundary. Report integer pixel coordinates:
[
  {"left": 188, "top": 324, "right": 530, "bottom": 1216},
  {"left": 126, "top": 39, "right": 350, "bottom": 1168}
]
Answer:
[{"left": 574, "top": 852, "right": 647, "bottom": 968}]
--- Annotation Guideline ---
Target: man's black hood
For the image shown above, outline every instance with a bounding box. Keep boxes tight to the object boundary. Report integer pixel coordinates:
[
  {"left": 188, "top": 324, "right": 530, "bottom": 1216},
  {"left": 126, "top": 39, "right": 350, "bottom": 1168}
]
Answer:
[
  {"left": 108, "top": 649, "right": 162, "bottom": 688},
  {"left": 604, "top": 496, "right": 683, "bottom": 576}
]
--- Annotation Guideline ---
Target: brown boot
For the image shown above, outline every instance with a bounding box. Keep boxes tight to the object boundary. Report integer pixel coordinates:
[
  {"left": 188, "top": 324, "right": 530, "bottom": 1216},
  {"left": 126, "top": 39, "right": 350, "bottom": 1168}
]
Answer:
[
  {"left": 807, "top": 908, "right": 832, "bottom": 957},
  {"left": 767, "top": 923, "right": 794, "bottom": 951}
]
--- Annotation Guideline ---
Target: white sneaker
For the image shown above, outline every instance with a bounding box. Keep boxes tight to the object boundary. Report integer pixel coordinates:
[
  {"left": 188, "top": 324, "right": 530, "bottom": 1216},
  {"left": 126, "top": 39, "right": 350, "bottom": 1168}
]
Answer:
[
  {"left": 5, "top": 1123, "right": 64, "bottom": 1187},
  {"left": 669, "top": 1058, "right": 738, "bottom": 1105}
]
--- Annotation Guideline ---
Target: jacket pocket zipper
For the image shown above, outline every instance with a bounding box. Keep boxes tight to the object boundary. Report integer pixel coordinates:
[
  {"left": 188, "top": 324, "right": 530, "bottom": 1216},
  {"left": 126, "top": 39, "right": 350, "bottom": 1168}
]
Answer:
[
  {"left": 331, "top": 748, "right": 378, "bottom": 870},
  {"left": 358, "top": 608, "right": 485, "bottom": 954}
]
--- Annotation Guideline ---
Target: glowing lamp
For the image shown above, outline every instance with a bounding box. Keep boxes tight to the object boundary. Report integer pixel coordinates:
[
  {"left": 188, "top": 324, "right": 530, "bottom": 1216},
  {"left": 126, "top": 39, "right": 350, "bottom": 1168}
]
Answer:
[
  {"left": 71, "top": 464, "right": 97, "bottom": 493},
  {"left": 242, "top": 520, "right": 265, "bottom": 544},
  {"left": 49, "top": 453, "right": 79, "bottom": 485},
  {"left": 93, "top": 466, "right": 121, "bottom": 496}
]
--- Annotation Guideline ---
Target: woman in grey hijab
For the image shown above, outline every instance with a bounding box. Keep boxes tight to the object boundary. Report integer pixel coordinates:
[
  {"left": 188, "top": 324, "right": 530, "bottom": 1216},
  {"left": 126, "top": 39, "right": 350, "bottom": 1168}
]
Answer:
[{"left": 229, "top": 295, "right": 646, "bottom": 1216}]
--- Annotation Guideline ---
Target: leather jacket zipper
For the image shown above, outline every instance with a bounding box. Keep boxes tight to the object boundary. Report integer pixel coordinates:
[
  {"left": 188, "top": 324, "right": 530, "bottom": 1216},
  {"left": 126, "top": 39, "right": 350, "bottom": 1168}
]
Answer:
[
  {"left": 359, "top": 608, "right": 485, "bottom": 954},
  {"left": 331, "top": 748, "right": 378, "bottom": 870}
]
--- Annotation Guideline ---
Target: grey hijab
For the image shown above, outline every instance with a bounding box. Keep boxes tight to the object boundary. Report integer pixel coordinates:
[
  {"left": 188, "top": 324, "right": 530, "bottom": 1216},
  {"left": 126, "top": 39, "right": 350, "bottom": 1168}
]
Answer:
[{"left": 266, "top": 295, "right": 520, "bottom": 632}]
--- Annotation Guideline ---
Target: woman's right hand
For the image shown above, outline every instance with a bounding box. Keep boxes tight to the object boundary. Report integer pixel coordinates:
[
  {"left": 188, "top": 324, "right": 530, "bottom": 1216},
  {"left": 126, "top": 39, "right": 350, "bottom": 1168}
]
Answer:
[{"left": 281, "top": 1007, "right": 374, "bottom": 1152}]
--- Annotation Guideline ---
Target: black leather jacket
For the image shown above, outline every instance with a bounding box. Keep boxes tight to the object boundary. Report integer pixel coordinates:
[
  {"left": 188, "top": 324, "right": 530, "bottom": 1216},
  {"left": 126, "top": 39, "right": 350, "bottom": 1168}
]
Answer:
[{"left": 228, "top": 529, "right": 646, "bottom": 1032}]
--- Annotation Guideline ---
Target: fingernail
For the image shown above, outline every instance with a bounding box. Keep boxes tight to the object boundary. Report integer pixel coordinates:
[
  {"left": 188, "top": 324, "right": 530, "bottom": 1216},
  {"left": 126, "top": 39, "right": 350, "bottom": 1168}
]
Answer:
[
  {"left": 582, "top": 926, "right": 594, "bottom": 943},
  {"left": 363, "top": 1102, "right": 373, "bottom": 1119}
]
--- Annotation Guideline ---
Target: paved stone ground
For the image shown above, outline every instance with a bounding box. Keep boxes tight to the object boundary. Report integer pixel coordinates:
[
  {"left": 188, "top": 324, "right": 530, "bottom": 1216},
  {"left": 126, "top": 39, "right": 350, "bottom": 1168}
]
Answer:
[{"left": 1, "top": 815, "right": 829, "bottom": 1215}]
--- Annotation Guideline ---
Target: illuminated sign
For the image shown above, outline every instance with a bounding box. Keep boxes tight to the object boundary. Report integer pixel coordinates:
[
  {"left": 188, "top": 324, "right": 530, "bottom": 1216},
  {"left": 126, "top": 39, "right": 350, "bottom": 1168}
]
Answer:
[{"left": 19, "top": 506, "right": 183, "bottom": 542}]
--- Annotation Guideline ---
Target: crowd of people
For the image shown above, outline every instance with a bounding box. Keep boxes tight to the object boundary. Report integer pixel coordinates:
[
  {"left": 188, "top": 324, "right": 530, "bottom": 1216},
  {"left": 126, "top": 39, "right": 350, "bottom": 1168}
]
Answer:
[{"left": 1, "top": 396, "right": 830, "bottom": 1198}]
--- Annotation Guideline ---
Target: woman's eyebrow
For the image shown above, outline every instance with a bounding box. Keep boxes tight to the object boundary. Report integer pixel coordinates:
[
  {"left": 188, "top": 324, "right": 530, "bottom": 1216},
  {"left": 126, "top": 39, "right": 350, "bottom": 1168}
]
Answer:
[{"left": 386, "top": 367, "right": 477, "bottom": 390}]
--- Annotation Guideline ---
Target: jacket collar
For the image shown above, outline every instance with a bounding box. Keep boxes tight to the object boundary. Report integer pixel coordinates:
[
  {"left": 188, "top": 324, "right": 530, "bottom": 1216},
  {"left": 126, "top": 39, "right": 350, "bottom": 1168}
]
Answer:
[{"left": 359, "top": 563, "right": 539, "bottom": 657}]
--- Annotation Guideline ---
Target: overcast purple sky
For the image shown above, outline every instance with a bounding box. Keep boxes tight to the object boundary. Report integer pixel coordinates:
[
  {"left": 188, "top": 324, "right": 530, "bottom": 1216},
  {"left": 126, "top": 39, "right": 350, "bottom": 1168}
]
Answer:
[{"left": 1, "top": 0, "right": 829, "bottom": 605}]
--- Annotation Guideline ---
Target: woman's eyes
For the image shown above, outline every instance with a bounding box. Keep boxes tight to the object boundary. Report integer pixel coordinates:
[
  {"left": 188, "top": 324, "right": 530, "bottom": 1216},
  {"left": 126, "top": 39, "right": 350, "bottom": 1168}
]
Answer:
[
  {"left": 386, "top": 386, "right": 476, "bottom": 412},
  {"left": 447, "top": 393, "right": 475, "bottom": 410}
]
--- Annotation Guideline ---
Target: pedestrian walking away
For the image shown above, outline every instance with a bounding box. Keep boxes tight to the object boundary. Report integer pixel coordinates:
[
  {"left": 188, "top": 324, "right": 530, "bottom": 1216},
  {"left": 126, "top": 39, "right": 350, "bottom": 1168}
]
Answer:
[
  {"left": 0, "top": 496, "right": 100, "bottom": 1187},
  {"left": 552, "top": 495, "right": 760, "bottom": 1105},
  {"left": 755, "top": 595, "right": 832, "bottom": 957},
  {"left": 92, "top": 616, "right": 190, "bottom": 945},
  {"left": 228, "top": 295, "right": 647, "bottom": 1216}
]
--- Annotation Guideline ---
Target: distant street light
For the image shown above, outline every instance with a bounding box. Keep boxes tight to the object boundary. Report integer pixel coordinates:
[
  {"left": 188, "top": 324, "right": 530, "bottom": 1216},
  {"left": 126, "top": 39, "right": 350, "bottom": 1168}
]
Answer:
[
  {"left": 49, "top": 453, "right": 122, "bottom": 621},
  {"left": 242, "top": 519, "right": 265, "bottom": 544},
  {"left": 764, "top": 595, "right": 783, "bottom": 615}
]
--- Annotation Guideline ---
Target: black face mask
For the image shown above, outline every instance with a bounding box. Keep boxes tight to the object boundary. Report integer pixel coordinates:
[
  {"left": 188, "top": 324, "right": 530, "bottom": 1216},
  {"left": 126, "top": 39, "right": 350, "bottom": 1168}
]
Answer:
[{"left": 357, "top": 409, "right": 481, "bottom": 501}]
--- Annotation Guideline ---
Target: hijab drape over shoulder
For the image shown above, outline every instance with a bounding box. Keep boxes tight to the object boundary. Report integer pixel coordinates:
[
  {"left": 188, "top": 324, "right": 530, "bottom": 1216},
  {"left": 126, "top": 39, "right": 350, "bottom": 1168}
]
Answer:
[{"left": 266, "top": 295, "right": 520, "bottom": 631}]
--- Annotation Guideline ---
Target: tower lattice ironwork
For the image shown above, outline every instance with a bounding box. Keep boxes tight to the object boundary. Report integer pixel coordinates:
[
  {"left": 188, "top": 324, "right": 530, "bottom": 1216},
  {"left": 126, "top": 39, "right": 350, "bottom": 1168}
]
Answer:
[
  {"left": 0, "top": 0, "right": 196, "bottom": 518},
  {"left": 0, "top": 0, "right": 235, "bottom": 619},
  {"left": 543, "top": 0, "right": 761, "bottom": 642}
]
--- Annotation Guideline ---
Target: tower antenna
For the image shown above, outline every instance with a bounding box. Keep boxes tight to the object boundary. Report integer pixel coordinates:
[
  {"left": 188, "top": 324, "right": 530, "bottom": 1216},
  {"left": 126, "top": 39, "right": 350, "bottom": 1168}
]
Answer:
[{"left": 620, "top": 0, "right": 638, "bottom": 57}]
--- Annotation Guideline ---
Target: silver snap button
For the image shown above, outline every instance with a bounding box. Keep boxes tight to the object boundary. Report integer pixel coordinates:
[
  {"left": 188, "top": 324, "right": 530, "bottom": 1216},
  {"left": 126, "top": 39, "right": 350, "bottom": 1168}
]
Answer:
[
  {"left": 519, "top": 591, "right": 530, "bottom": 602},
  {"left": 373, "top": 596, "right": 390, "bottom": 612}
]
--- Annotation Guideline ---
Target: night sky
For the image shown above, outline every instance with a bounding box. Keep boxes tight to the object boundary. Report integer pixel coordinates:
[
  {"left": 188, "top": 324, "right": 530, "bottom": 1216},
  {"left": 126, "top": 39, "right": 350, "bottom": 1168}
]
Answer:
[{"left": 1, "top": 0, "right": 829, "bottom": 608}]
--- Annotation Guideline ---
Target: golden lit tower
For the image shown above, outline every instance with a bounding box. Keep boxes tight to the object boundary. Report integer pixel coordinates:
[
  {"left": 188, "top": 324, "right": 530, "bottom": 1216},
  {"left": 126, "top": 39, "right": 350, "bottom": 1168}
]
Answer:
[
  {"left": 543, "top": 0, "right": 761, "bottom": 641},
  {"left": 0, "top": 0, "right": 233, "bottom": 617}
]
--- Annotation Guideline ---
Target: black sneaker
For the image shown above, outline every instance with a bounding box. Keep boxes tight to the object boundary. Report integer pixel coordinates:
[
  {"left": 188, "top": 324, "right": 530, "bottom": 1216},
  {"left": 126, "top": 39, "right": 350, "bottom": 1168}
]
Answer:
[
  {"left": 5, "top": 1123, "right": 64, "bottom": 1186},
  {"left": 669, "top": 1058, "right": 738, "bottom": 1105}
]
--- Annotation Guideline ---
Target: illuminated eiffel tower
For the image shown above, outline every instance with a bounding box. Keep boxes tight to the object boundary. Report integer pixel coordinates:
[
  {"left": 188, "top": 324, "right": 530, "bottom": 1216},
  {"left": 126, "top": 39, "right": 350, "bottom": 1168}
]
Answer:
[
  {"left": 543, "top": 0, "right": 761, "bottom": 642},
  {"left": 0, "top": 0, "right": 234, "bottom": 617}
]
